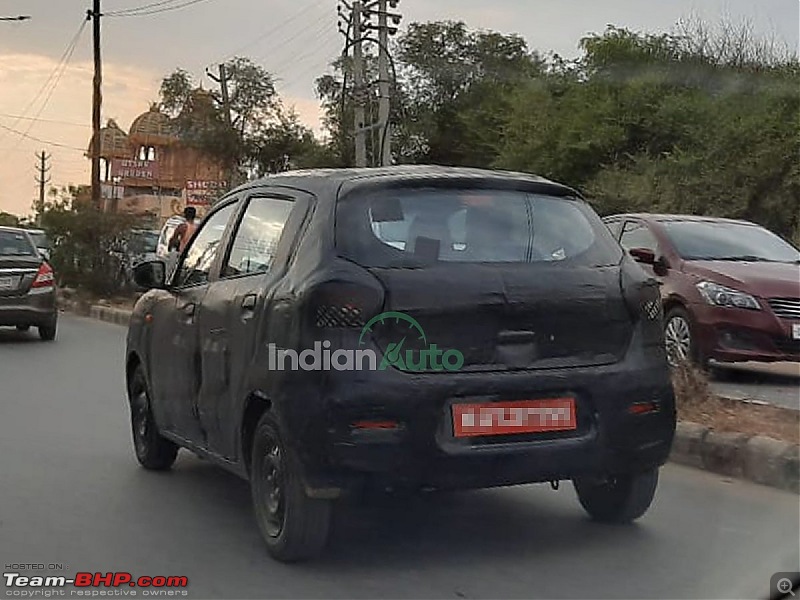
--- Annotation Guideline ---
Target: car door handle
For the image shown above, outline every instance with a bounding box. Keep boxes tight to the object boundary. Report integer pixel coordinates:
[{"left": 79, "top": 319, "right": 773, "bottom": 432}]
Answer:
[
  {"left": 241, "top": 294, "right": 257, "bottom": 312},
  {"left": 182, "top": 303, "right": 196, "bottom": 317}
]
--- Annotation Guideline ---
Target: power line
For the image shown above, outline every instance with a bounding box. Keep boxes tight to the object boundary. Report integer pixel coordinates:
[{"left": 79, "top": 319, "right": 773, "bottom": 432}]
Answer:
[
  {"left": 104, "top": 0, "right": 183, "bottom": 15},
  {"left": 105, "top": 0, "right": 213, "bottom": 17},
  {"left": 0, "top": 113, "right": 90, "bottom": 128},
  {"left": 0, "top": 123, "right": 85, "bottom": 151},
  {"left": 209, "top": 0, "right": 329, "bottom": 65},
  {"left": 0, "top": 18, "right": 88, "bottom": 146},
  {"left": 1, "top": 20, "right": 88, "bottom": 162}
]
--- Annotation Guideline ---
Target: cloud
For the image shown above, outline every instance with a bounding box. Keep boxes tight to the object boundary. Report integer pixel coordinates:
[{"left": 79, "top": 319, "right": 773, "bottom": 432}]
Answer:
[{"left": 0, "top": 53, "right": 160, "bottom": 216}]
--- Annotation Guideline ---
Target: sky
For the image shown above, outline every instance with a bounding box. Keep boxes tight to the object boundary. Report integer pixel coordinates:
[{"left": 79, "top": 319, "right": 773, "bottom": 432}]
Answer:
[{"left": 0, "top": 0, "right": 797, "bottom": 217}]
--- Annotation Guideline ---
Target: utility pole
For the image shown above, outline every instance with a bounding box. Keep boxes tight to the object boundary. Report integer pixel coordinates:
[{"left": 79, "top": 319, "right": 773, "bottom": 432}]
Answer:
[
  {"left": 34, "top": 151, "right": 51, "bottom": 225},
  {"left": 363, "top": 0, "right": 400, "bottom": 166},
  {"left": 351, "top": 1, "right": 367, "bottom": 167},
  {"left": 376, "top": 0, "right": 391, "bottom": 166},
  {"left": 207, "top": 64, "right": 233, "bottom": 128},
  {"left": 88, "top": 0, "right": 103, "bottom": 210},
  {"left": 207, "top": 63, "right": 235, "bottom": 189}
]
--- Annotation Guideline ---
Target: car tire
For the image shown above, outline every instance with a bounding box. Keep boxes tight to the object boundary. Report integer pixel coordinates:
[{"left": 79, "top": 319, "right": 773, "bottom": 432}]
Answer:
[
  {"left": 16, "top": 325, "right": 30, "bottom": 332},
  {"left": 250, "top": 412, "right": 332, "bottom": 562},
  {"left": 127, "top": 365, "right": 178, "bottom": 470},
  {"left": 38, "top": 319, "right": 57, "bottom": 341},
  {"left": 664, "top": 306, "right": 707, "bottom": 369},
  {"left": 573, "top": 468, "right": 659, "bottom": 524}
]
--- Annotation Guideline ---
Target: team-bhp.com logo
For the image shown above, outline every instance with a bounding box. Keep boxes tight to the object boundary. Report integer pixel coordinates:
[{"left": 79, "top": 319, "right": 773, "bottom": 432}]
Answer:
[
  {"left": 4, "top": 571, "right": 189, "bottom": 596},
  {"left": 268, "top": 311, "right": 465, "bottom": 372}
]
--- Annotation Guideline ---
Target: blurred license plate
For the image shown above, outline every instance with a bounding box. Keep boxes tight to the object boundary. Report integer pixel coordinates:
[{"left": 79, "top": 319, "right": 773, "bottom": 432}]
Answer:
[
  {"left": 452, "top": 398, "right": 576, "bottom": 438},
  {"left": 793, "top": 324, "right": 800, "bottom": 340},
  {"left": 0, "top": 276, "right": 15, "bottom": 290}
]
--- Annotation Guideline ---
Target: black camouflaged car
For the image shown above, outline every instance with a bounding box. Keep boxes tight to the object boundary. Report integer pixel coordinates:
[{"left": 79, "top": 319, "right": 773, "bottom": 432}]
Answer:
[{"left": 126, "top": 166, "right": 676, "bottom": 562}]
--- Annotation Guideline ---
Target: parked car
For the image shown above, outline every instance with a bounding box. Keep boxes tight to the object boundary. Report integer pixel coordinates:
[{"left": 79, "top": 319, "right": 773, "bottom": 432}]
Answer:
[
  {"left": 0, "top": 226, "right": 58, "bottom": 340},
  {"left": 603, "top": 214, "right": 800, "bottom": 367},
  {"left": 23, "top": 228, "right": 52, "bottom": 261},
  {"left": 156, "top": 215, "right": 185, "bottom": 277},
  {"left": 126, "top": 167, "right": 676, "bottom": 562},
  {"left": 128, "top": 229, "right": 160, "bottom": 267}
]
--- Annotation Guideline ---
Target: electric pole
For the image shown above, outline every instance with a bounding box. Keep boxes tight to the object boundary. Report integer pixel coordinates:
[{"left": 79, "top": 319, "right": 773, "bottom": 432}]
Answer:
[
  {"left": 351, "top": 1, "right": 367, "bottom": 167},
  {"left": 88, "top": 0, "right": 103, "bottom": 210},
  {"left": 207, "top": 64, "right": 233, "bottom": 128},
  {"left": 34, "top": 151, "right": 51, "bottom": 225},
  {"left": 376, "top": 0, "right": 391, "bottom": 166},
  {"left": 207, "top": 64, "right": 235, "bottom": 189}
]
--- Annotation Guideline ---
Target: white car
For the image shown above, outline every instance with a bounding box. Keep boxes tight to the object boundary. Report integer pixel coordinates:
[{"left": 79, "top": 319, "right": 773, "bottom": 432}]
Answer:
[{"left": 156, "top": 216, "right": 185, "bottom": 278}]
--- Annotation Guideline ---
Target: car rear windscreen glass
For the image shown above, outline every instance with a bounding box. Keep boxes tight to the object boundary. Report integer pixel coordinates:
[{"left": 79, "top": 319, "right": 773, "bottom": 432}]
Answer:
[
  {"left": 663, "top": 221, "right": 800, "bottom": 263},
  {"left": 336, "top": 188, "right": 621, "bottom": 267},
  {"left": 0, "top": 230, "right": 36, "bottom": 256}
]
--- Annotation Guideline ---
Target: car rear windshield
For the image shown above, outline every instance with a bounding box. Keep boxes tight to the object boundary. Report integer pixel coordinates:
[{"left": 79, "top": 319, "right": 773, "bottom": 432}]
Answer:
[
  {"left": 336, "top": 188, "right": 622, "bottom": 268},
  {"left": 26, "top": 231, "right": 49, "bottom": 250},
  {"left": 0, "top": 230, "right": 36, "bottom": 256},
  {"left": 662, "top": 221, "right": 800, "bottom": 263}
]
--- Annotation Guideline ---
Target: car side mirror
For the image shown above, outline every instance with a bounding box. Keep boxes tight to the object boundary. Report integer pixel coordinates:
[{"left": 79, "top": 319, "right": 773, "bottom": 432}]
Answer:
[
  {"left": 132, "top": 260, "right": 167, "bottom": 290},
  {"left": 629, "top": 247, "right": 656, "bottom": 265}
]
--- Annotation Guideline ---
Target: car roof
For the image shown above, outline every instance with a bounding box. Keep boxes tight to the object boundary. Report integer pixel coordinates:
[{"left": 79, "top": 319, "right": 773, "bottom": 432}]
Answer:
[
  {"left": 232, "top": 165, "right": 580, "bottom": 199},
  {"left": 0, "top": 226, "right": 32, "bottom": 235},
  {"left": 603, "top": 213, "right": 756, "bottom": 226}
]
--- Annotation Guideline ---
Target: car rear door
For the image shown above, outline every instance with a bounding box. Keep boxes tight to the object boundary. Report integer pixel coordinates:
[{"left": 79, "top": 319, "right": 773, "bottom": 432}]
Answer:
[
  {"left": 146, "top": 201, "right": 237, "bottom": 445},
  {"left": 195, "top": 189, "right": 313, "bottom": 458}
]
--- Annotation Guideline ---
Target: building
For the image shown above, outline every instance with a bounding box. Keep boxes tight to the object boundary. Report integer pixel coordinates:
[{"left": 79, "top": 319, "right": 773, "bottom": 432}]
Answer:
[{"left": 86, "top": 102, "right": 228, "bottom": 228}]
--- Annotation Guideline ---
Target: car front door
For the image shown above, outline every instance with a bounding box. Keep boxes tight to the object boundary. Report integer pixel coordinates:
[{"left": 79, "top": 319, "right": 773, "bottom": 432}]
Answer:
[
  {"left": 195, "top": 190, "right": 311, "bottom": 459},
  {"left": 147, "top": 201, "right": 237, "bottom": 445}
]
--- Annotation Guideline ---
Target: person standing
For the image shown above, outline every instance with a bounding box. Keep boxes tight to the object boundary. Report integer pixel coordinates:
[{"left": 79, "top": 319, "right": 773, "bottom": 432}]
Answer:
[{"left": 169, "top": 207, "right": 199, "bottom": 253}]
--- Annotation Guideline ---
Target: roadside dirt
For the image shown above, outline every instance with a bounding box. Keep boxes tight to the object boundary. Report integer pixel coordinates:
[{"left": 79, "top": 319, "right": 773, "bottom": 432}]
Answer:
[{"left": 673, "top": 364, "right": 800, "bottom": 445}]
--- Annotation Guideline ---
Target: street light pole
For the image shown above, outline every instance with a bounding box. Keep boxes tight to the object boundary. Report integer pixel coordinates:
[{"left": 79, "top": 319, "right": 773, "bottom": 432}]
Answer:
[{"left": 0, "top": 16, "right": 31, "bottom": 21}]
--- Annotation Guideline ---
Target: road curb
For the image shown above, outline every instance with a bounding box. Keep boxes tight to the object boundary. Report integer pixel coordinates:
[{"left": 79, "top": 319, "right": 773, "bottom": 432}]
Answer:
[
  {"left": 670, "top": 424, "right": 799, "bottom": 493},
  {"left": 72, "top": 302, "right": 799, "bottom": 494},
  {"left": 88, "top": 305, "right": 133, "bottom": 327}
]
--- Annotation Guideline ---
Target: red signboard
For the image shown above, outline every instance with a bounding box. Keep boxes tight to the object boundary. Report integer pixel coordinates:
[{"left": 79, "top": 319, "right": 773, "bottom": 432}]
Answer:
[
  {"left": 110, "top": 159, "right": 159, "bottom": 181},
  {"left": 185, "top": 180, "right": 228, "bottom": 206}
]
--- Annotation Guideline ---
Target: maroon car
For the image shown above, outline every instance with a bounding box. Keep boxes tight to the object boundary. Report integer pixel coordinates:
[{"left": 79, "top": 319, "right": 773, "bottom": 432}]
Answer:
[{"left": 603, "top": 214, "right": 800, "bottom": 367}]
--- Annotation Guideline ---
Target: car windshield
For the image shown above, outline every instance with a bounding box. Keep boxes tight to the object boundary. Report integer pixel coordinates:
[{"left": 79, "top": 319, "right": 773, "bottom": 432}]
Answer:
[
  {"left": 337, "top": 188, "right": 622, "bottom": 267},
  {"left": 129, "top": 231, "right": 159, "bottom": 254},
  {"left": 0, "top": 230, "right": 36, "bottom": 256},
  {"left": 663, "top": 221, "right": 800, "bottom": 263}
]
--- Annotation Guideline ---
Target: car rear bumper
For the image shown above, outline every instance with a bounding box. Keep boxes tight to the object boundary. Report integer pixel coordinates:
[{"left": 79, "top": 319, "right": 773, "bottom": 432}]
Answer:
[
  {"left": 277, "top": 338, "right": 676, "bottom": 494},
  {"left": 0, "top": 288, "right": 57, "bottom": 326},
  {"left": 690, "top": 302, "right": 800, "bottom": 363}
]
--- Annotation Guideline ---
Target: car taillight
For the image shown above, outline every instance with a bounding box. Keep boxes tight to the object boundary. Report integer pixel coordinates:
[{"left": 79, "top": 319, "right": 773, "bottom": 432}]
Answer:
[
  {"left": 32, "top": 262, "right": 55, "bottom": 288},
  {"left": 311, "top": 281, "right": 384, "bottom": 329}
]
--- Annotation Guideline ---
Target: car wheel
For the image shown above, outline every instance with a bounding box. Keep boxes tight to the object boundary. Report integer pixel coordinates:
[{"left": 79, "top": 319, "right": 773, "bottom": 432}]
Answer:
[
  {"left": 573, "top": 468, "right": 659, "bottom": 524},
  {"left": 16, "top": 325, "right": 30, "bottom": 332},
  {"left": 250, "top": 412, "right": 332, "bottom": 562},
  {"left": 38, "top": 319, "right": 57, "bottom": 341},
  {"left": 664, "top": 307, "right": 706, "bottom": 368},
  {"left": 127, "top": 365, "right": 178, "bottom": 470}
]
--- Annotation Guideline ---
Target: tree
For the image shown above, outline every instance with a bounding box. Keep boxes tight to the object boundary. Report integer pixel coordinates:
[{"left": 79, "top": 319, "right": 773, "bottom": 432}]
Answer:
[
  {"left": 161, "top": 57, "right": 333, "bottom": 180},
  {"left": 39, "top": 186, "right": 142, "bottom": 295},
  {"left": 0, "top": 211, "right": 19, "bottom": 226}
]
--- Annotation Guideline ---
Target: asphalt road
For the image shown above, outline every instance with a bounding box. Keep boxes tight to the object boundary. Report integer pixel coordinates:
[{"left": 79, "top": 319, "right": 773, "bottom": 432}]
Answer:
[
  {"left": 1, "top": 315, "right": 798, "bottom": 600},
  {"left": 710, "top": 362, "right": 800, "bottom": 411}
]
